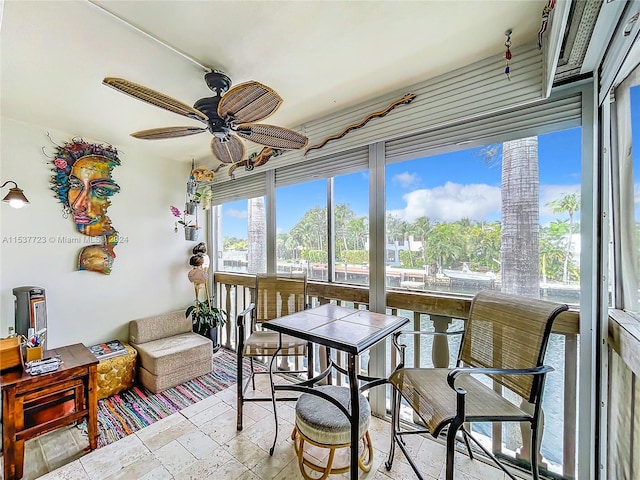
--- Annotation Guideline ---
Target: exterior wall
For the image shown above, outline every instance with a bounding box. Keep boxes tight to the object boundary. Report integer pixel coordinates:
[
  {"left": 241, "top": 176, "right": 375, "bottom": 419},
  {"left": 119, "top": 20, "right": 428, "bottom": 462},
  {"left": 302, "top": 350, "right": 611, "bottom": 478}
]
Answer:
[
  {"left": 608, "top": 312, "right": 640, "bottom": 479},
  {"left": 0, "top": 118, "right": 196, "bottom": 347},
  {"left": 607, "top": 349, "right": 636, "bottom": 480}
]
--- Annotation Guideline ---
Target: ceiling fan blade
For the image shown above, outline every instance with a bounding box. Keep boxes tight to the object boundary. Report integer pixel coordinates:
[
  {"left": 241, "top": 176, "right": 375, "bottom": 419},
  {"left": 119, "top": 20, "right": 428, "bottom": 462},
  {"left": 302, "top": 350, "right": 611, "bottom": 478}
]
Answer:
[
  {"left": 211, "top": 134, "right": 245, "bottom": 164},
  {"left": 235, "top": 124, "right": 308, "bottom": 150},
  {"left": 103, "top": 77, "right": 208, "bottom": 122},
  {"left": 217, "top": 81, "right": 282, "bottom": 124},
  {"left": 131, "top": 126, "right": 208, "bottom": 140}
]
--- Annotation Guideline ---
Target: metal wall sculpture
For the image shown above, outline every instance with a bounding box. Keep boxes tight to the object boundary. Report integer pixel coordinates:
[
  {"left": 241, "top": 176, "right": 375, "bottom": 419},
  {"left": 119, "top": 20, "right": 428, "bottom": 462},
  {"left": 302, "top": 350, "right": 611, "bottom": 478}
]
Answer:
[{"left": 49, "top": 138, "right": 121, "bottom": 275}]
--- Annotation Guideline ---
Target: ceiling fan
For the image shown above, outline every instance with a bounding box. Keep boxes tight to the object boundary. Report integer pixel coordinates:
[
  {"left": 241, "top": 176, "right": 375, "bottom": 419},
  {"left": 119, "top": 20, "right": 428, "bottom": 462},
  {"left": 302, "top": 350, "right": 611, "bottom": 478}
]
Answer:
[{"left": 103, "top": 71, "right": 308, "bottom": 165}]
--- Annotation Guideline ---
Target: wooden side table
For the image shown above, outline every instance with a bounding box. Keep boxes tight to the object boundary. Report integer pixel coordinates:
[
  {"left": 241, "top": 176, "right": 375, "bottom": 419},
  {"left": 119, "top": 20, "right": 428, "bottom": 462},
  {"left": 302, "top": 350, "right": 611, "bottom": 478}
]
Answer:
[{"left": 1, "top": 343, "right": 98, "bottom": 480}]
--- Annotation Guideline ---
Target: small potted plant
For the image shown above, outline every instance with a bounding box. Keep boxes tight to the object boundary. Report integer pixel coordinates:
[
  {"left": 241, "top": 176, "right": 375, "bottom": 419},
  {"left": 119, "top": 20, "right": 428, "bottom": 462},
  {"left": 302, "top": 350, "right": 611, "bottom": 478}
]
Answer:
[
  {"left": 185, "top": 296, "right": 226, "bottom": 352},
  {"left": 170, "top": 205, "right": 200, "bottom": 241},
  {"left": 185, "top": 200, "right": 198, "bottom": 215}
]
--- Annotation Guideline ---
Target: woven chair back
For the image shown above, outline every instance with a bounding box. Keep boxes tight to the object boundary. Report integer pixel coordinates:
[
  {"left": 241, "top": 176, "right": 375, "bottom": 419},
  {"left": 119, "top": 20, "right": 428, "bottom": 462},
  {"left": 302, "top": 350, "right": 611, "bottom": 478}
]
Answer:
[
  {"left": 459, "top": 290, "right": 567, "bottom": 402},
  {"left": 255, "top": 272, "right": 307, "bottom": 324}
]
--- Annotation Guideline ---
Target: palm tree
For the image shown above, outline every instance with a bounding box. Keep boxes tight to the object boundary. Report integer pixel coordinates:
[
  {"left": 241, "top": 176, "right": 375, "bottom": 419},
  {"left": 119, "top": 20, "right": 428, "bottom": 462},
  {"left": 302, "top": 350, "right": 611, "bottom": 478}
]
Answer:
[
  {"left": 386, "top": 214, "right": 407, "bottom": 263},
  {"left": 501, "top": 138, "right": 540, "bottom": 297},
  {"left": 470, "top": 221, "right": 501, "bottom": 271},
  {"left": 335, "top": 203, "right": 355, "bottom": 256},
  {"left": 306, "top": 206, "right": 327, "bottom": 250},
  {"left": 283, "top": 233, "right": 299, "bottom": 261},
  {"left": 540, "top": 221, "right": 569, "bottom": 283},
  {"left": 409, "top": 216, "right": 432, "bottom": 270},
  {"left": 547, "top": 192, "right": 580, "bottom": 283},
  {"left": 426, "top": 222, "right": 464, "bottom": 269},
  {"left": 348, "top": 216, "right": 368, "bottom": 250},
  {"left": 247, "top": 197, "right": 266, "bottom": 273}
]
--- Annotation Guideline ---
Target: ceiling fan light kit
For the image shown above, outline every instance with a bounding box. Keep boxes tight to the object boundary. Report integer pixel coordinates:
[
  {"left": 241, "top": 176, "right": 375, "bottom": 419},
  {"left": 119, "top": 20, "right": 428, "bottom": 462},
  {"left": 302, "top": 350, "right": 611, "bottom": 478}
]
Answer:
[{"left": 103, "top": 70, "right": 308, "bottom": 166}]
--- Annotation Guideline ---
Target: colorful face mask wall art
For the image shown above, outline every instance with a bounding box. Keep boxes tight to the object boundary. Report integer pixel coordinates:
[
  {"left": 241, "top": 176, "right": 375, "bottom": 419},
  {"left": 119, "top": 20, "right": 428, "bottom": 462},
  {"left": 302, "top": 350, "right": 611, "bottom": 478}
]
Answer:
[{"left": 50, "top": 139, "right": 121, "bottom": 275}]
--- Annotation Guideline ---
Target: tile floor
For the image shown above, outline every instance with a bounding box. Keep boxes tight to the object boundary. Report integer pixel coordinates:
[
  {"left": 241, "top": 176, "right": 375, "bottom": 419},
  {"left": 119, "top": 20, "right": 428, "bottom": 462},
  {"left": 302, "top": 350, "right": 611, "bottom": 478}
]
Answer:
[{"left": 2, "top": 377, "right": 510, "bottom": 480}]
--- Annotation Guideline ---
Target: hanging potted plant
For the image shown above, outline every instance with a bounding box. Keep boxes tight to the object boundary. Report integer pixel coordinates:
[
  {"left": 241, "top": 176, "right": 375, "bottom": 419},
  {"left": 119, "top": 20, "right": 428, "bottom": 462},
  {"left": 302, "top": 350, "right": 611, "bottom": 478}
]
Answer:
[
  {"left": 197, "top": 186, "right": 213, "bottom": 210},
  {"left": 170, "top": 205, "right": 200, "bottom": 241},
  {"left": 185, "top": 200, "right": 198, "bottom": 215},
  {"left": 185, "top": 296, "right": 226, "bottom": 352},
  {"left": 184, "top": 224, "right": 200, "bottom": 241}
]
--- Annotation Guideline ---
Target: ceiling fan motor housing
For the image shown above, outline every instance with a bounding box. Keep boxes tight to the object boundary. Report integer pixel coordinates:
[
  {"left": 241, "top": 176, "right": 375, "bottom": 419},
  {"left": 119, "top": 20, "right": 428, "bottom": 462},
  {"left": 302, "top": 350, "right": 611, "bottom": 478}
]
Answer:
[
  {"left": 204, "top": 71, "right": 231, "bottom": 95},
  {"left": 194, "top": 96, "right": 229, "bottom": 137}
]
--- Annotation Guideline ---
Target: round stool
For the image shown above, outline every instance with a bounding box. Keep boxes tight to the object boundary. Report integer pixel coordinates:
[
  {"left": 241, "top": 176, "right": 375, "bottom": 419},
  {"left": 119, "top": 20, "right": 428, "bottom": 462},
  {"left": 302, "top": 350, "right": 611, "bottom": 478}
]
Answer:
[{"left": 292, "top": 385, "right": 373, "bottom": 480}]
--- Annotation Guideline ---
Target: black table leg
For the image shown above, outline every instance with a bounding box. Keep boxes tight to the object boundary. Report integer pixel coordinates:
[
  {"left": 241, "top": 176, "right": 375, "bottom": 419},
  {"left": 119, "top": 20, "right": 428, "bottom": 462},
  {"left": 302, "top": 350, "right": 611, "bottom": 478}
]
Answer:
[
  {"left": 348, "top": 353, "right": 359, "bottom": 480},
  {"left": 269, "top": 334, "right": 283, "bottom": 456}
]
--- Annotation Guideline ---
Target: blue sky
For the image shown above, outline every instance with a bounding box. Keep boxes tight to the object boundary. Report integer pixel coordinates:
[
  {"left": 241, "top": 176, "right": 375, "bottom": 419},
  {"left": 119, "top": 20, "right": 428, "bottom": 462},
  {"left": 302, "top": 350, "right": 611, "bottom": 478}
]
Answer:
[
  {"left": 386, "top": 128, "right": 582, "bottom": 226},
  {"left": 223, "top": 85, "right": 640, "bottom": 240},
  {"left": 223, "top": 127, "right": 584, "bottom": 239},
  {"left": 632, "top": 84, "right": 640, "bottom": 219}
]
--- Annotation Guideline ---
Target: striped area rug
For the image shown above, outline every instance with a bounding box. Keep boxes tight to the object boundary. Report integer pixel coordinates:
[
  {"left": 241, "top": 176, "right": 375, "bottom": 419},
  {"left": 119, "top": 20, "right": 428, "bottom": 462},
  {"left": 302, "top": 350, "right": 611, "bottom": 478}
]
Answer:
[{"left": 96, "top": 347, "right": 252, "bottom": 447}]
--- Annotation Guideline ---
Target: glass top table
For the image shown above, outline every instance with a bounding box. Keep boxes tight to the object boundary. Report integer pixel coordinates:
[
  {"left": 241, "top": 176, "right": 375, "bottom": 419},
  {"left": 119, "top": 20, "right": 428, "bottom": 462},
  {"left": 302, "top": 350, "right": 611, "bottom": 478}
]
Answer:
[{"left": 263, "top": 303, "right": 409, "bottom": 479}]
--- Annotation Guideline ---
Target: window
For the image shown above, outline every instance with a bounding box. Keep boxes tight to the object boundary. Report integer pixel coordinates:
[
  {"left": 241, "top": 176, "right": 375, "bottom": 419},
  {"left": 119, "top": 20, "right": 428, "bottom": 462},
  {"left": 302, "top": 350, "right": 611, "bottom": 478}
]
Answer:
[
  {"left": 384, "top": 129, "right": 582, "bottom": 304},
  {"left": 274, "top": 171, "right": 370, "bottom": 284},
  {"left": 217, "top": 197, "right": 267, "bottom": 274},
  {"left": 614, "top": 72, "right": 640, "bottom": 315},
  {"left": 276, "top": 180, "right": 327, "bottom": 280},
  {"left": 334, "top": 172, "right": 369, "bottom": 286},
  {"left": 383, "top": 129, "right": 581, "bottom": 475}
]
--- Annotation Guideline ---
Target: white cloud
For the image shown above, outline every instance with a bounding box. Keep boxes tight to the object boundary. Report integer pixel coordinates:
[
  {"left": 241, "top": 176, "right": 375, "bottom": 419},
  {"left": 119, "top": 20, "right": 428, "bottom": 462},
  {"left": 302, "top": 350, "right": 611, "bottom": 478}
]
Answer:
[
  {"left": 389, "top": 182, "right": 501, "bottom": 223},
  {"left": 392, "top": 172, "right": 419, "bottom": 188},
  {"left": 389, "top": 182, "right": 587, "bottom": 226},
  {"left": 226, "top": 209, "right": 247, "bottom": 219}
]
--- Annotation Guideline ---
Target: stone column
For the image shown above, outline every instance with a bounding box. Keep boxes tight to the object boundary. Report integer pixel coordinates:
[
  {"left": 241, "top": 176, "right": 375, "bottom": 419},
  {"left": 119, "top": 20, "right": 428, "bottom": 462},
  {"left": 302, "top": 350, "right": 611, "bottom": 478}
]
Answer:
[{"left": 431, "top": 314, "right": 452, "bottom": 368}]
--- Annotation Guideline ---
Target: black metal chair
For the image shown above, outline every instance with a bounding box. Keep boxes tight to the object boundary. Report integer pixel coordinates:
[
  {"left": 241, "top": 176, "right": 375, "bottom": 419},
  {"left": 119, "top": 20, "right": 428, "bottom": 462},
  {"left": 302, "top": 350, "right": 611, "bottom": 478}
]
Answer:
[
  {"left": 386, "top": 290, "right": 568, "bottom": 480},
  {"left": 235, "top": 272, "right": 313, "bottom": 430}
]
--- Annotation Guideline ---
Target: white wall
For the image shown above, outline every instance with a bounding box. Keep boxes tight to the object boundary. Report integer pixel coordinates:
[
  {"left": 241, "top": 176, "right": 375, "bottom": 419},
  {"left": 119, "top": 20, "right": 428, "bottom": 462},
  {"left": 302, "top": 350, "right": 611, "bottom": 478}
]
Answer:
[{"left": 0, "top": 118, "right": 198, "bottom": 347}]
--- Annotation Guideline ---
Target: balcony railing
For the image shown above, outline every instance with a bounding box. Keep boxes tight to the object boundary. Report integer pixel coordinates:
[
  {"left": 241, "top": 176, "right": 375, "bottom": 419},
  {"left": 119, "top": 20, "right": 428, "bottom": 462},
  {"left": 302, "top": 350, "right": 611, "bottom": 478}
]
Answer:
[{"left": 213, "top": 271, "right": 580, "bottom": 479}]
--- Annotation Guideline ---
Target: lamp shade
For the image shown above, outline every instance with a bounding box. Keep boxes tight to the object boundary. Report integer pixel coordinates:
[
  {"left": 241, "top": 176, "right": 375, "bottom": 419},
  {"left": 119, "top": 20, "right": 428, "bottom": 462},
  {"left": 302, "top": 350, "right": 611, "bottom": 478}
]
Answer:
[{"left": 1, "top": 181, "right": 30, "bottom": 209}]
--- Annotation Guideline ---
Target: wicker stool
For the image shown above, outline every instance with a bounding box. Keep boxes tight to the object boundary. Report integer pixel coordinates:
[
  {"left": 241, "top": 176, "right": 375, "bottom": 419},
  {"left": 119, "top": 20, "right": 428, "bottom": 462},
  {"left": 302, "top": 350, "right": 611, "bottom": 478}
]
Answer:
[{"left": 292, "top": 385, "right": 373, "bottom": 480}]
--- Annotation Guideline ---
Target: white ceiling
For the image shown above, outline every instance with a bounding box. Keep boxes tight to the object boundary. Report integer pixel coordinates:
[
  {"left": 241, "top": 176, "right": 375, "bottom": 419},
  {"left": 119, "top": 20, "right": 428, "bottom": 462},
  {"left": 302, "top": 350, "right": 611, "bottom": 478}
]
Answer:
[{"left": 1, "top": 0, "right": 551, "bottom": 169}]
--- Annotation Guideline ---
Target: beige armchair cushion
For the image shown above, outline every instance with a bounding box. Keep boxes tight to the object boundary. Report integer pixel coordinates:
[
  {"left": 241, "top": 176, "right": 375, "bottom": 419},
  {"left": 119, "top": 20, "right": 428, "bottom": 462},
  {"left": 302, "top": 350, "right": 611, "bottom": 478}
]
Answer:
[
  {"left": 129, "top": 311, "right": 191, "bottom": 344},
  {"left": 128, "top": 310, "right": 213, "bottom": 393},
  {"left": 134, "top": 332, "right": 211, "bottom": 376}
]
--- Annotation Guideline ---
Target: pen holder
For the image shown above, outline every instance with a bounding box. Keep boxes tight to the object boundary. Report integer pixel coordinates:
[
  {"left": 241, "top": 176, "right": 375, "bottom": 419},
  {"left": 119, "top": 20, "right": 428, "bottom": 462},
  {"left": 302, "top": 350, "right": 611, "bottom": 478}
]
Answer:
[{"left": 25, "top": 346, "right": 43, "bottom": 362}]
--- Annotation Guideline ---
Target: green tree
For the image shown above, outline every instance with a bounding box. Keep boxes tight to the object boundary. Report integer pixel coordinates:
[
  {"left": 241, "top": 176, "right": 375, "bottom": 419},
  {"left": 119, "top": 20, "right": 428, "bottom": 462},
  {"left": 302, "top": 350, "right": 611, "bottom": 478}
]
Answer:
[
  {"left": 469, "top": 221, "right": 501, "bottom": 271},
  {"left": 348, "top": 216, "right": 368, "bottom": 251},
  {"left": 399, "top": 250, "right": 420, "bottom": 269},
  {"left": 425, "top": 222, "right": 464, "bottom": 269},
  {"left": 547, "top": 192, "right": 580, "bottom": 283},
  {"left": 292, "top": 206, "right": 327, "bottom": 251},
  {"left": 223, "top": 237, "right": 247, "bottom": 251},
  {"left": 411, "top": 216, "right": 432, "bottom": 266},
  {"left": 386, "top": 214, "right": 409, "bottom": 263},
  {"left": 540, "top": 221, "right": 569, "bottom": 282},
  {"left": 343, "top": 250, "right": 368, "bottom": 264},
  {"left": 335, "top": 203, "right": 355, "bottom": 259}
]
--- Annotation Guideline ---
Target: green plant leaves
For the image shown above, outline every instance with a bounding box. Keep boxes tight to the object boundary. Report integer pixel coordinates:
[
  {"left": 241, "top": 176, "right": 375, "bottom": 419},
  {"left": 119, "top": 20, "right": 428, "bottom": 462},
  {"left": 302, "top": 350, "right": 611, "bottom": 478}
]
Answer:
[{"left": 185, "top": 296, "right": 227, "bottom": 336}]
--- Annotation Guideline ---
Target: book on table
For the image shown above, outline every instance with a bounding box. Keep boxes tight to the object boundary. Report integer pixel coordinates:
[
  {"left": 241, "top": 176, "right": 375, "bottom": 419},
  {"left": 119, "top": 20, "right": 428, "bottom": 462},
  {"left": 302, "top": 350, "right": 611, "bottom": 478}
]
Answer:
[{"left": 88, "top": 339, "right": 128, "bottom": 360}]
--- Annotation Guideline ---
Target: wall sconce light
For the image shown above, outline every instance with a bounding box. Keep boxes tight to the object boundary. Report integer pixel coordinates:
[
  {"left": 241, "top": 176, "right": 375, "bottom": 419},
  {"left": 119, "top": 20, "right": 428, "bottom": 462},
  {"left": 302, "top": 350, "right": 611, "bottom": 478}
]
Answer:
[{"left": 1, "top": 181, "right": 30, "bottom": 209}]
